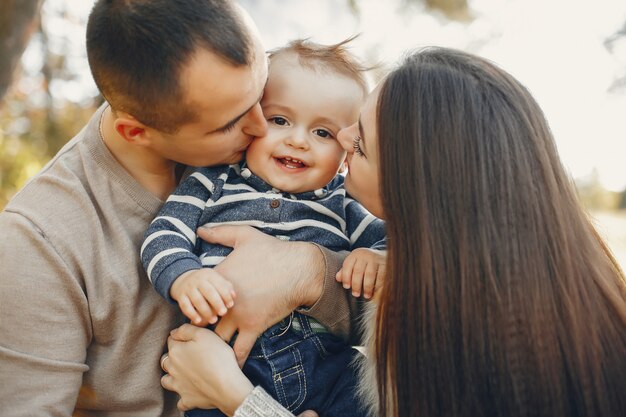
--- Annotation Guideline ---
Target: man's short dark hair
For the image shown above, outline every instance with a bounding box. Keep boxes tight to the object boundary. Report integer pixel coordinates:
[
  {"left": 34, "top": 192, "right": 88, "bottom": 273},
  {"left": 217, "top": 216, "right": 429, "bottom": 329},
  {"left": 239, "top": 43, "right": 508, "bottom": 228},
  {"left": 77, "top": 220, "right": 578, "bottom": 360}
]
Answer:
[{"left": 87, "top": 0, "right": 254, "bottom": 132}]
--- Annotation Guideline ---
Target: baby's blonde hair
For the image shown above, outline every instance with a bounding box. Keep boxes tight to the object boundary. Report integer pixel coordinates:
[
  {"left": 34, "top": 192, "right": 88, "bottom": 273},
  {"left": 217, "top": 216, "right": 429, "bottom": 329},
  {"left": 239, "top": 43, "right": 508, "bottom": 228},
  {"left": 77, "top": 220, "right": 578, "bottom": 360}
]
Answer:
[{"left": 268, "top": 36, "right": 371, "bottom": 95}]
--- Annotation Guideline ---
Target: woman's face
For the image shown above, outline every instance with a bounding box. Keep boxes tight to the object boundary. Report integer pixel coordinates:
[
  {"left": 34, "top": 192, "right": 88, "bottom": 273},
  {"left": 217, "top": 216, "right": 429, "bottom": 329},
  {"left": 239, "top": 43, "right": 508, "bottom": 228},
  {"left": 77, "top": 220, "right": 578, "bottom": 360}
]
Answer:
[{"left": 337, "top": 85, "right": 384, "bottom": 219}]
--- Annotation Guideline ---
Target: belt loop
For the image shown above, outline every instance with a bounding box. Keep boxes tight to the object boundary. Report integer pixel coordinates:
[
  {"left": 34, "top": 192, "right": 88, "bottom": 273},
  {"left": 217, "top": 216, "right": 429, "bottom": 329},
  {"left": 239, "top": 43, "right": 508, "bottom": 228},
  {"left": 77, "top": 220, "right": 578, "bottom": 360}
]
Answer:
[{"left": 294, "top": 312, "right": 314, "bottom": 337}]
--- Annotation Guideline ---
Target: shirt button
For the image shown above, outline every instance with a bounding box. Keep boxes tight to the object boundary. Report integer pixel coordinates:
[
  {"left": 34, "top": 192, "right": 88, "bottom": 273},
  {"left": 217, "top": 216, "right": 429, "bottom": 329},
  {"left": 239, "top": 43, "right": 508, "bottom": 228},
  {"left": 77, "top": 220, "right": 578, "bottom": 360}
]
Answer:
[{"left": 270, "top": 199, "right": 280, "bottom": 209}]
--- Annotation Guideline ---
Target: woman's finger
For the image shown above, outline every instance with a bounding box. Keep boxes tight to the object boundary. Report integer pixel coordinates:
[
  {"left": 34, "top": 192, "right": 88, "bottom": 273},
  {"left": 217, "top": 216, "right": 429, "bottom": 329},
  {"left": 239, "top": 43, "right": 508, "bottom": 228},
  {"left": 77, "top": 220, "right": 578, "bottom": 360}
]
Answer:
[
  {"left": 177, "top": 398, "right": 194, "bottom": 412},
  {"left": 160, "top": 353, "right": 169, "bottom": 372},
  {"left": 169, "top": 323, "right": 200, "bottom": 342},
  {"left": 161, "top": 373, "right": 173, "bottom": 391}
]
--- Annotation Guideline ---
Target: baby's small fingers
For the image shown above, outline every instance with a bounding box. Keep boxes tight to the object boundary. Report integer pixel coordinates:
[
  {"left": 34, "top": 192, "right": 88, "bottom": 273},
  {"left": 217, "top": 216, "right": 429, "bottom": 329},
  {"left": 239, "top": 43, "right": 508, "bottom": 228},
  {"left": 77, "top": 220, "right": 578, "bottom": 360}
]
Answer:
[
  {"left": 362, "top": 262, "right": 378, "bottom": 299},
  {"left": 198, "top": 284, "right": 228, "bottom": 317},
  {"left": 376, "top": 263, "right": 386, "bottom": 283},
  {"left": 188, "top": 289, "right": 218, "bottom": 324},
  {"left": 350, "top": 259, "right": 367, "bottom": 297},
  {"left": 208, "top": 275, "right": 236, "bottom": 308},
  {"left": 340, "top": 257, "right": 356, "bottom": 289},
  {"left": 335, "top": 269, "right": 342, "bottom": 282},
  {"left": 178, "top": 295, "right": 202, "bottom": 325}
]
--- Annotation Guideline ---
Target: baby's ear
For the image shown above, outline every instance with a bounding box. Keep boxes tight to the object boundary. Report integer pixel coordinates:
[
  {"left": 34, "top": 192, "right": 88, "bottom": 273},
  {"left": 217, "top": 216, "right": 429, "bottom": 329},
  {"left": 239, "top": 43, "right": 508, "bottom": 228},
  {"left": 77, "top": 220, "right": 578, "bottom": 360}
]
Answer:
[{"left": 339, "top": 159, "right": 348, "bottom": 174}]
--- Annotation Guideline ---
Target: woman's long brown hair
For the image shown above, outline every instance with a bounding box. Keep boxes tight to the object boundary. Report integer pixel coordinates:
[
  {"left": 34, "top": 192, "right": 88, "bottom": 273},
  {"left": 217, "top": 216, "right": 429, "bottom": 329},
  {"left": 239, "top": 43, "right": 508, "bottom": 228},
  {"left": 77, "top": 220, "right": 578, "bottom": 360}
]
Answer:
[{"left": 375, "top": 47, "right": 626, "bottom": 417}]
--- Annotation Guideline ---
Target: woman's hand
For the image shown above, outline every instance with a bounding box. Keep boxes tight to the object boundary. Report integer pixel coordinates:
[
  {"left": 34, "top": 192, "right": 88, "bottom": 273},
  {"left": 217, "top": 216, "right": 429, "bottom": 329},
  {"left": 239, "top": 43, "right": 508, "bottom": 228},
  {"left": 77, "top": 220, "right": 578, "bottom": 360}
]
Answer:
[{"left": 161, "top": 324, "right": 254, "bottom": 416}]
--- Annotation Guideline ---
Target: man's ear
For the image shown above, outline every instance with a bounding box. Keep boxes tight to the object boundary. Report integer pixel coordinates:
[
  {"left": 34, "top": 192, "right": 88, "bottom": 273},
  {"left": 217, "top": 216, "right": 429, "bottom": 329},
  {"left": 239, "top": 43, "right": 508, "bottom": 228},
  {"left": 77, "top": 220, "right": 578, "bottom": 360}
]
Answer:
[{"left": 113, "top": 112, "right": 150, "bottom": 146}]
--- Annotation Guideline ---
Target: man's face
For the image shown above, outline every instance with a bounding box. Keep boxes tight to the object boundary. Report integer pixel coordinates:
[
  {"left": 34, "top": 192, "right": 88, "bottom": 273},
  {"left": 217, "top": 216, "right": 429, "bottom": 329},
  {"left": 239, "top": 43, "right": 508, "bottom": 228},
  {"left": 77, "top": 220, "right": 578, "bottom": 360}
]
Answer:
[{"left": 145, "top": 36, "right": 269, "bottom": 167}]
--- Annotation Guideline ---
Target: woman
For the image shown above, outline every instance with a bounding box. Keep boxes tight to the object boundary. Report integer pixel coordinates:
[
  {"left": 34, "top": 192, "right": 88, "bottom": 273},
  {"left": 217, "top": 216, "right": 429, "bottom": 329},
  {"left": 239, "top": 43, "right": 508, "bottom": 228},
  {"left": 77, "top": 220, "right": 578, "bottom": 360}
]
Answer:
[{"left": 160, "top": 47, "right": 626, "bottom": 417}]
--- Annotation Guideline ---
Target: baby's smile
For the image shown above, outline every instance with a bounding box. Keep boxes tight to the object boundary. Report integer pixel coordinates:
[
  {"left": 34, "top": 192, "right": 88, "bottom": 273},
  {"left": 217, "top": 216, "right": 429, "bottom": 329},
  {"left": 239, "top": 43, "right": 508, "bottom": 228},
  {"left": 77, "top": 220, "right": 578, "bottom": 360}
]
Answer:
[{"left": 274, "top": 156, "right": 308, "bottom": 170}]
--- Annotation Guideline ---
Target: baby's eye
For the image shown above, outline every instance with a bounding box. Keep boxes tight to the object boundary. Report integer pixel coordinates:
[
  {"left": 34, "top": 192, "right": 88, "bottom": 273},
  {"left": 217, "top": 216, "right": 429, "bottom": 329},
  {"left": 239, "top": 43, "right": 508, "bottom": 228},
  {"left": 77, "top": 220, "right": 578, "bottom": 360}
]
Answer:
[
  {"left": 314, "top": 129, "right": 333, "bottom": 139},
  {"left": 270, "top": 116, "right": 288, "bottom": 126}
]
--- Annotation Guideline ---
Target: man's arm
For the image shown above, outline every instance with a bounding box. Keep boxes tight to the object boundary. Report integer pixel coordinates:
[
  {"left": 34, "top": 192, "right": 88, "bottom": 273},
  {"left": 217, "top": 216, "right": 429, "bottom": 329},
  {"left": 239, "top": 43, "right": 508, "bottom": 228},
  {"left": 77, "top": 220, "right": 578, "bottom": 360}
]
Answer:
[
  {"left": 296, "top": 244, "right": 364, "bottom": 344},
  {"left": 0, "top": 211, "right": 91, "bottom": 416}
]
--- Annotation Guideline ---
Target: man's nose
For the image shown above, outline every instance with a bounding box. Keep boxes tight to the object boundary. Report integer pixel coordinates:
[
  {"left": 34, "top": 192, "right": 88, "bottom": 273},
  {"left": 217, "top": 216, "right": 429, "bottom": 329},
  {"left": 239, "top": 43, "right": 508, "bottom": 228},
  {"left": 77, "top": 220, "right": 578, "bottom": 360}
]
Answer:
[{"left": 242, "top": 103, "right": 267, "bottom": 137}]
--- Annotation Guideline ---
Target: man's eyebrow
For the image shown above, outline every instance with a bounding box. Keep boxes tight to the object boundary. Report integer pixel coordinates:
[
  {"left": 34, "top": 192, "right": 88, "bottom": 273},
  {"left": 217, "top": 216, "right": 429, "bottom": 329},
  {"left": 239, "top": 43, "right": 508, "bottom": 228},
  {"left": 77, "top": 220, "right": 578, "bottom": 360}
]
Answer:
[{"left": 209, "top": 76, "right": 269, "bottom": 134}]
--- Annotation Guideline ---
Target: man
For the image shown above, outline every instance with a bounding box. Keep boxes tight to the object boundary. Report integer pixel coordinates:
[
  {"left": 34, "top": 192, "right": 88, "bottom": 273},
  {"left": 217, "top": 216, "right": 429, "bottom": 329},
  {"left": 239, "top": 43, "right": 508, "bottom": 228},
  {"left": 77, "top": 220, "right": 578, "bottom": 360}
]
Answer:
[{"left": 0, "top": 1, "right": 355, "bottom": 415}]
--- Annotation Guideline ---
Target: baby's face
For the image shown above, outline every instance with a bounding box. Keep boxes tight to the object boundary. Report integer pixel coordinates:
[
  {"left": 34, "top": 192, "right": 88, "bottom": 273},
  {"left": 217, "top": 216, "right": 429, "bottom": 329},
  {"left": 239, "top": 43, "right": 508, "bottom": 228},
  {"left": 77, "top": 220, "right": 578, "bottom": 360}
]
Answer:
[{"left": 245, "top": 56, "right": 364, "bottom": 194}]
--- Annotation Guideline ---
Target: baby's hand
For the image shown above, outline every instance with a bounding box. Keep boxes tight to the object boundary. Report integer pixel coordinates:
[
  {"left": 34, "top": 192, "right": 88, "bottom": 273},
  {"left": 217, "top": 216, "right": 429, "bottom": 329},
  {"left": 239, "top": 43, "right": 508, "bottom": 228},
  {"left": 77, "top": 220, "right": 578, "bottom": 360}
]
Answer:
[
  {"left": 335, "top": 248, "right": 386, "bottom": 299},
  {"left": 170, "top": 269, "right": 236, "bottom": 326}
]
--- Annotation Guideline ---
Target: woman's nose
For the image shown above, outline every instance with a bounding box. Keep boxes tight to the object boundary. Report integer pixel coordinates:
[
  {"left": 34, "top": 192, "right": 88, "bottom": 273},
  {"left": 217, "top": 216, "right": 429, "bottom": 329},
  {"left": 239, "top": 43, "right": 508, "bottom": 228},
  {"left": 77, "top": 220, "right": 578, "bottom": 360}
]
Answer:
[{"left": 337, "top": 122, "right": 357, "bottom": 153}]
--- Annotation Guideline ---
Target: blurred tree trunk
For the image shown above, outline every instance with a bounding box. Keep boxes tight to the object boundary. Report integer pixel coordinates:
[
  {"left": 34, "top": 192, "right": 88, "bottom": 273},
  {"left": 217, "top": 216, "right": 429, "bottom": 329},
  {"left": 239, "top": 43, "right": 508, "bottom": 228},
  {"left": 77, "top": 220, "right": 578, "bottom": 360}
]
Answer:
[{"left": 0, "top": 0, "right": 44, "bottom": 100}]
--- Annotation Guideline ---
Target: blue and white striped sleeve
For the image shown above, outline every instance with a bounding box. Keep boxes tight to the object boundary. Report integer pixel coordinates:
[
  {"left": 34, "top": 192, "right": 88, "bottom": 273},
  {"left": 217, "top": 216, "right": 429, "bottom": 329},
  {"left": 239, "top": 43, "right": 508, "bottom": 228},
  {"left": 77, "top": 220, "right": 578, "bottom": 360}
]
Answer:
[
  {"left": 140, "top": 167, "right": 219, "bottom": 302},
  {"left": 344, "top": 196, "right": 386, "bottom": 250}
]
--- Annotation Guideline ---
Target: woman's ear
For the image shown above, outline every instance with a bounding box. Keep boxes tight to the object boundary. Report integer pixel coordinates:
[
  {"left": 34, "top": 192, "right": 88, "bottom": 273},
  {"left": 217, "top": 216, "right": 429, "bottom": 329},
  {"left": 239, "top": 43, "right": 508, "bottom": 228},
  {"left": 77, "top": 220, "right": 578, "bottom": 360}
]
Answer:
[{"left": 113, "top": 112, "right": 149, "bottom": 145}]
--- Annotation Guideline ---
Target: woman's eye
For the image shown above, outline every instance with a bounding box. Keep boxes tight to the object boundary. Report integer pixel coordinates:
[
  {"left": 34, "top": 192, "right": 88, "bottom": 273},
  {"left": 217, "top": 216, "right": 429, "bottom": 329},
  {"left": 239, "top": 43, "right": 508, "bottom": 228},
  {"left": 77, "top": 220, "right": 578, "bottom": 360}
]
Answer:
[
  {"left": 353, "top": 135, "right": 365, "bottom": 157},
  {"left": 314, "top": 129, "right": 333, "bottom": 139},
  {"left": 270, "top": 116, "right": 288, "bottom": 126}
]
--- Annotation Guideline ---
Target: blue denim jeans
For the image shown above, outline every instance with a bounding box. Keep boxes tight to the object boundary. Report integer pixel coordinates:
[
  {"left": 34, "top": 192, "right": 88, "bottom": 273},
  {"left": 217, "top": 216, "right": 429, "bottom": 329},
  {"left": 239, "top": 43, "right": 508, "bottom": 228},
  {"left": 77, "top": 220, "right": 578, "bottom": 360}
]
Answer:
[{"left": 185, "top": 312, "right": 369, "bottom": 417}]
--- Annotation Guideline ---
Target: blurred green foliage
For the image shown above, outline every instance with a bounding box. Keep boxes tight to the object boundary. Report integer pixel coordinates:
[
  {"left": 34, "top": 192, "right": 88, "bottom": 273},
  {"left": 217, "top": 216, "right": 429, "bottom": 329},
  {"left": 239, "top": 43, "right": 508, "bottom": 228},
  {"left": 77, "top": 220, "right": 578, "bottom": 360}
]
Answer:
[
  {"left": 0, "top": 0, "right": 99, "bottom": 210},
  {"left": 0, "top": 90, "right": 98, "bottom": 209},
  {"left": 575, "top": 169, "right": 626, "bottom": 211}
]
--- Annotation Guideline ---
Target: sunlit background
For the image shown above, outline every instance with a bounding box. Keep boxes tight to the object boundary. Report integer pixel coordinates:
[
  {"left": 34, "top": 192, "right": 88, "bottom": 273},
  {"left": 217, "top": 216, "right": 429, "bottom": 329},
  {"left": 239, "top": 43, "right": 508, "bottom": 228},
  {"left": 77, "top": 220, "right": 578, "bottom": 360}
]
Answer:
[{"left": 1, "top": 0, "right": 625, "bottom": 265}]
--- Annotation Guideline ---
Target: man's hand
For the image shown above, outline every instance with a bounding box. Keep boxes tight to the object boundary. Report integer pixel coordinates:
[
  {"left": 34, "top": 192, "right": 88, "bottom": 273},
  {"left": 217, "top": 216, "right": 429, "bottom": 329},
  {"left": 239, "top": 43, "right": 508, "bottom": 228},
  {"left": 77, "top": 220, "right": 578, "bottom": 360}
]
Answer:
[{"left": 197, "top": 225, "right": 325, "bottom": 366}]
